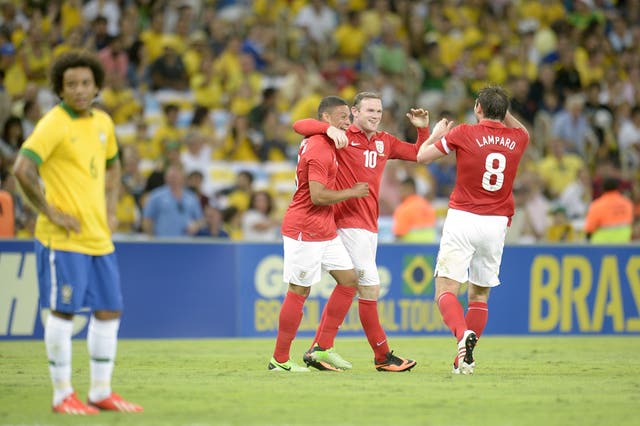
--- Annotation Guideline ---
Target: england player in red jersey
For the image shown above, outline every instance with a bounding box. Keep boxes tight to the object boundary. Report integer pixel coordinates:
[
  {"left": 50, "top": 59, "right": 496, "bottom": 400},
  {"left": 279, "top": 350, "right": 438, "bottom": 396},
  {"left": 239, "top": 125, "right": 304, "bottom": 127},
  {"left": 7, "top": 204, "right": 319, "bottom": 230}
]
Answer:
[
  {"left": 269, "top": 96, "right": 369, "bottom": 372},
  {"left": 417, "top": 85, "right": 530, "bottom": 374},
  {"left": 293, "top": 92, "right": 429, "bottom": 371}
]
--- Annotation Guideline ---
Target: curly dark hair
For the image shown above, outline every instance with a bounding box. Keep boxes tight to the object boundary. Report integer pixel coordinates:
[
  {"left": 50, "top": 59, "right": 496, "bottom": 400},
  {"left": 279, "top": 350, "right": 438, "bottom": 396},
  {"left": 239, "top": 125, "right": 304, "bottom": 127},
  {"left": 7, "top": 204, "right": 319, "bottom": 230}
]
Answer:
[{"left": 49, "top": 50, "right": 105, "bottom": 97}]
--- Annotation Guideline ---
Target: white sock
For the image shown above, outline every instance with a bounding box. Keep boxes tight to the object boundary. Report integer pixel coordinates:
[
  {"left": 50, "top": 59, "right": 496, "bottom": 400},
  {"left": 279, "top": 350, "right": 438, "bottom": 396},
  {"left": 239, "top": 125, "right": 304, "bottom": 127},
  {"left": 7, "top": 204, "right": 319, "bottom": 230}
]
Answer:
[
  {"left": 45, "top": 314, "right": 74, "bottom": 406},
  {"left": 87, "top": 316, "right": 120, "bottom": 402}
]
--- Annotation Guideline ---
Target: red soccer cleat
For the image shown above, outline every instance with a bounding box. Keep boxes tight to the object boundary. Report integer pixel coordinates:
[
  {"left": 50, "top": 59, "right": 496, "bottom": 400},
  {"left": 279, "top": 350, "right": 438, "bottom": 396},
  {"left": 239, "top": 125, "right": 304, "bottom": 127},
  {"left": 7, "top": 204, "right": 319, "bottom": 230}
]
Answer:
[
  {"left": 88, "top": 392, "right": 144, "bottom": 413},
  {"left": 53, "top": 392, "right": 100, "bottom": 415}
]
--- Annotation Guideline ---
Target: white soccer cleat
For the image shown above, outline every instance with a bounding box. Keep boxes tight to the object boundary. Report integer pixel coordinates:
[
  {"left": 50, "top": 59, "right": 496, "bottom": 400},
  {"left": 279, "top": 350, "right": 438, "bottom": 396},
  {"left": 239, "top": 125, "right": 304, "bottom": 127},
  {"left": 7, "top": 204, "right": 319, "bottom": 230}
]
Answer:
[{"left": 454, "top": 330, "right": 478, "bottom": 375}]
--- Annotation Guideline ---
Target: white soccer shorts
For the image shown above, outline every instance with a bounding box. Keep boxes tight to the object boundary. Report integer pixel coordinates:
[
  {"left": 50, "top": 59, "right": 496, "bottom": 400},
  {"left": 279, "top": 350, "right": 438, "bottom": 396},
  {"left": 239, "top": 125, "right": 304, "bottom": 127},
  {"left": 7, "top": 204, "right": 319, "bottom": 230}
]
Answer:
[
  {"left": 338, "top": 228, "right": 380, "bottom": 286},
  {"left": 282, "top": 235, "right": 354, "bottom": 286},
  {"left": 435, "top": 208, "right": 508, "bottom": 287}
]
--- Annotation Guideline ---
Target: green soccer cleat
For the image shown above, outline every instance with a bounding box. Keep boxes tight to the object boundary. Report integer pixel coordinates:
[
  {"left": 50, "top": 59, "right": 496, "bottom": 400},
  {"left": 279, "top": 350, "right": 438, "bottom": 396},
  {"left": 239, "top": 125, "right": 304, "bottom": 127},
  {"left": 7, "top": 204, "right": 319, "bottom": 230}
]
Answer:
[
  {"left": 268, "top": 357, "right": 310, "bottom": 372},
  {"left": 307, "top": 345, "right": 352, "bottom": 370}
]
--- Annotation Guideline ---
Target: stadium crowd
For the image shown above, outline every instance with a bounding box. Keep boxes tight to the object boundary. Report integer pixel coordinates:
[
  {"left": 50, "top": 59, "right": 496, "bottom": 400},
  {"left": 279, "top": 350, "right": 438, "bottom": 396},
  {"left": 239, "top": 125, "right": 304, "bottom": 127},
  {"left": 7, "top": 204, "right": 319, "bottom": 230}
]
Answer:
[{"left": 0, "top": 0, "right": 639, "bottom": 243}]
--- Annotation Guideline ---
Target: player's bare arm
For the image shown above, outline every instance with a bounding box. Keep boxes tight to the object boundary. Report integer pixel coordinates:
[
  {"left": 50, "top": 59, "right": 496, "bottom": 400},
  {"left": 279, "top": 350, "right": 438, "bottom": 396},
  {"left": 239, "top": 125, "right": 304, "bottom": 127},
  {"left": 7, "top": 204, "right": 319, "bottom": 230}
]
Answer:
[
  {"left": 13, "top": 154, "right": 81, "bottom": 233},
  {"left": 503, "top": 110, "right": 530, "bottom": 134},
  {"left": 416, "top": 118, "right": 455, "bottom": 164},
  {"left": 105, "top": 159, "right": 121, "bottom": 233},
  {"left": 308, "top": 180, "right": 369, "bottom": 205},
  {"left": 293, "top": 118, "right": 329, "bottom": 137}
]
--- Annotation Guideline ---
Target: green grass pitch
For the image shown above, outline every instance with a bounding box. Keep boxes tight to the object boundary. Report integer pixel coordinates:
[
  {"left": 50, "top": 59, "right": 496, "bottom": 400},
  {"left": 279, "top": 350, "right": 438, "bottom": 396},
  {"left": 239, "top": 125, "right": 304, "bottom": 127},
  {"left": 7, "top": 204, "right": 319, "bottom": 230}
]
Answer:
[{"left": 1, "top": 336, "right": 638, "bottom": 426}]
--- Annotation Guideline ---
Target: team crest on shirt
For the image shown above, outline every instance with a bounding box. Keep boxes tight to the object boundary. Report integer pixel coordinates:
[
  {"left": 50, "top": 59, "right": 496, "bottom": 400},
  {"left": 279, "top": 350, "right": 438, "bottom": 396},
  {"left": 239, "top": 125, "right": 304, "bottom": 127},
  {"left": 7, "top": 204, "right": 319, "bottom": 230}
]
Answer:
[
  {"left": 61, "top": 284, "right": 73, "bottom": 304},
  {"left": 299, "top": 271, "right": 307, "bottom": 280},
  {"left": 375, "top": 140, "right": 385, "bottom": 156},
  {"left": 99, "top": 132, "right": 106, "bottom": 144}
]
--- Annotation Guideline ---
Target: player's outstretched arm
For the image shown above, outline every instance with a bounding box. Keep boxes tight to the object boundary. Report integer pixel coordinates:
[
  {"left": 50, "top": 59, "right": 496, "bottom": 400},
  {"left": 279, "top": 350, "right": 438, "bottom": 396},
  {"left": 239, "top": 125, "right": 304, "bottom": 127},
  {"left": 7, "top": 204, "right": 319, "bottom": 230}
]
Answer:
[
  {"left": 292, "top": 118, "right": 330, "bottom": 137},
  {"left": 416, "top": 118, "right": 455, "bottom": 164},
  {"left": 309, "top": 181, "right": 369, "bottom": 206}
]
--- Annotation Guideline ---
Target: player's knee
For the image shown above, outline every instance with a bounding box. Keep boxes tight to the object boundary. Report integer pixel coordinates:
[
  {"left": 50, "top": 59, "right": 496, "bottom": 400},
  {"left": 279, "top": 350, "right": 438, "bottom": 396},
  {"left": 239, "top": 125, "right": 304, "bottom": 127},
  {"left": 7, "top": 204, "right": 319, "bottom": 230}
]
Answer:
[{"left": 357, "top": 284, "right": 380, "bottom": 300}]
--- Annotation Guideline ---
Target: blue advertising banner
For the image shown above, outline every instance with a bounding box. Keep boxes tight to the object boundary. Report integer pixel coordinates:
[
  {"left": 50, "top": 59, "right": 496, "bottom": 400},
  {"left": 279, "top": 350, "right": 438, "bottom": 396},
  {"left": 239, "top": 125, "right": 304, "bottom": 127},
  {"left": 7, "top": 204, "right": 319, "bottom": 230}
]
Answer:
[{"left": 1, "top": 240, "right": 638, "bottom": 340}]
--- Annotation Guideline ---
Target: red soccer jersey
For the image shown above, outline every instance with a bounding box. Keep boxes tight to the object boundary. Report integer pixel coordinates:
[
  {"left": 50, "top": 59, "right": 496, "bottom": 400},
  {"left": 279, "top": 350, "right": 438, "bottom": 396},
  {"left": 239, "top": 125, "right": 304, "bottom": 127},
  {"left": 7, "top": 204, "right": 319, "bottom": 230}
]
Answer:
[
  {"left": 281, "top": 135, "right": 339, "bottom": 241},
  {"left": 293, "top": 119, "right": 430, "bottom": 232},
  {"left": 434, "top": 119, "right": 529, "bottom": 217}
]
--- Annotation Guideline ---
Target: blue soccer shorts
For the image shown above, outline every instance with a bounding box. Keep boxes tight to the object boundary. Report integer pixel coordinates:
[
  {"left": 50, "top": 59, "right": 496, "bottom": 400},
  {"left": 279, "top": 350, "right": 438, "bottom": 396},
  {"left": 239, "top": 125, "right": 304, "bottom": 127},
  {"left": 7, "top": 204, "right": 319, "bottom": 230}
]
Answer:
[{"left": 35, "top": 240, "right": 124, "bottom": 314}]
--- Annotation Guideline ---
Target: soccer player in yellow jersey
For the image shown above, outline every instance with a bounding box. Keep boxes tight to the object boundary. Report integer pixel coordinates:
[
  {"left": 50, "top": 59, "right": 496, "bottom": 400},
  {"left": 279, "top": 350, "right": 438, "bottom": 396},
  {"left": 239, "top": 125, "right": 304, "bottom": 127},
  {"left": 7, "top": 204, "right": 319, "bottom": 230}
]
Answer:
[{"left": 13, "top": 51, "right": 143, "bottom": 415}]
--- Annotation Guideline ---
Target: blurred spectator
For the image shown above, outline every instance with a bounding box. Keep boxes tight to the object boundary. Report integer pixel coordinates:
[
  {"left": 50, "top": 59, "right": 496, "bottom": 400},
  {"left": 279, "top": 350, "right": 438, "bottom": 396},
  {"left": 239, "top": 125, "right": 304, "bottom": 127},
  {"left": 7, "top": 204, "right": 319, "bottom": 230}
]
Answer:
[
  {"left": 133, "top": 120, "right": 161, "bottom": 162},
  {"left": 241, "top": 25, "right": 276, "bottom": 72},
  {"left": 52, "top": 25, "right": 89, "bottom": 59},
  {"left": 190, "top": 49, "right": 224, "bottom": 109},
  {"left": 148, "top": 36, "right": 189, "bottom": 91},
  {"left": 0, "top": 69, "right": 11, "bottom": 127},
  {"left": 591, "top": 160, "right": 632, "bottom": 199},
  {"left": 607, "top": 13, "right": 633, "bottom": 53},
  {"left": 368, "top": 23, "right": 409, "bottom": 77},
  {"left": 360, "top": 0, "right": 403, "bottom": 41},
  {"left": 215, "top": 169, "right": 254, "bottom": 212},
  {"left": 521, "top": 172, "right": 551, "bottom": 241},
  {"left": 21, "top": 98, "right": 41, "bottom": 138},
  {"left": 0, "top": 42, "right": 27, "bottom": 101},
  {"left": 140, "top": 7, "right": 165, "bottom": 63},
  {"left": 333, "top": 9, "right": 368, "bottom": 66},
  {"left": 87, "top": 15, "right": 113, "bottom": 52},
  {"left": 241, "top": 190, "right": 280, "bottom": 241},
  {"left": 0, "top": 115, "right": 23, "bottom": 164},
  {"left": 221, "top": 205, "right": 243, "bottom": 240},
  {"left": 537, "top": 138, "right": 585, "bottom": 199},
  {"left": 551, "top": 93, "right": 596, "bottom": 158},
  {"left": 19, "top": 26, "right": 51, "bottom": 88},
  {"left": 427, "top": 151, "right": 456, "bottom": 199},
  {"left": 181, "top": 131, "right": 212, "bottom": 182},
  {"left": 151, "top": 103, "right": 184, "bottom": 154},
  {"left": 0, "top": 1, "right": 28, "bottom": 37},
  {"left": 59, "top": 0, "right": 83, "bottom": 39},
  {"left": 293, "top": 0, "right": 337, "bottom": 64},
  {"left": 584, "top": 176, "right": 633, "bottom": 243},
  {"left": 114, "top": 179, "right": 140, "bottom": 236},
  {"left": 505, "top": 182, "right": 540, "bottom": 244},
  {"left": 557, "top": 166, "right": 592, "bottom": 220},
  {"left": 617, "top": 105, "right": 640, "bottom": 172},
  {"left": 545, "top": 206, "right": 577, "bottom": 243},
  {"left": 553, "top": 33, "right": 582, "bottom": 97},
  {"left": 183, "top": 30, "right": 210, "bottom": 78},
  {"left": 189, "top": 105, "right": 220, "bottom": 147},
  {"left": 142, "top": 163, "right": 204, "bottom": 238},
  {"left": 97, "top": 34, "right": 129, "bottom": 83},
  {"left": 219, "top": 115, "right": 259, "bottom": 162},
  {"left": 196, "top": 204, "right": 229, "bottom": 238},
  {"left": 248, "top": 88, "right": 289, "bottom": 162},
  {"left": 120, "top": 144, "right": 146, "bottom": 207},
  {"left": 82, "top": 0, "right": 121, "bottom": 37},
  {"left": 392, "top": 177, "right": 436, "bottom": 242},
  {"left": 186, "top": 170, "right": 210, "bottom": 210},
  {"left": 99, "top": 73, "right": 142, "bottom": 125},
  {"left": 141, "top": 140, "right": 184, "bottom": 201}
]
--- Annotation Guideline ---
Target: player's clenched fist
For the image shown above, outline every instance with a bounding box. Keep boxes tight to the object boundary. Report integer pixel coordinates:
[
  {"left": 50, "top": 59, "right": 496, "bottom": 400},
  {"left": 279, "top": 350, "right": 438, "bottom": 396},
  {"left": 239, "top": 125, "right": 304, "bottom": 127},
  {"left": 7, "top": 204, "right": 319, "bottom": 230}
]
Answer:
[{"left": 351, "top": 182, "right": 369, "bottom": 198}]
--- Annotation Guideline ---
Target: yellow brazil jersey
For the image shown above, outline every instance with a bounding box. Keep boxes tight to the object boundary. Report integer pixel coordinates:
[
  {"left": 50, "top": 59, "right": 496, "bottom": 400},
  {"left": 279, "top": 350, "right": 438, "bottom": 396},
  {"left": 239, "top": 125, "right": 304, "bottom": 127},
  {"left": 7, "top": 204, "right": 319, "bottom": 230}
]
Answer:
[{"left": 19, "top": 103, "right": 118, "bottom": 255}]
